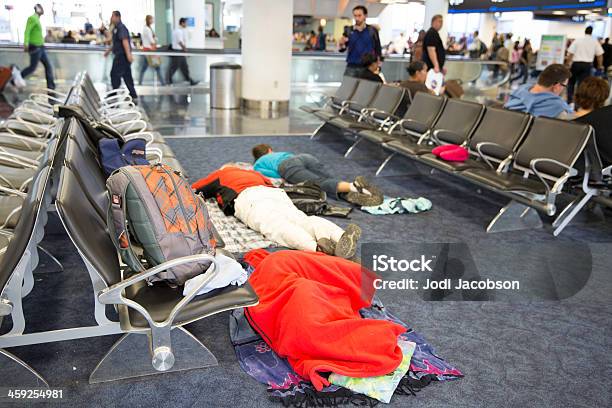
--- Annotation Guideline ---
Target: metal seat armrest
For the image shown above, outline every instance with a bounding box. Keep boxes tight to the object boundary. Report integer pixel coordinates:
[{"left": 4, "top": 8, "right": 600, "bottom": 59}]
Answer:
[
  {"left": 147, "top": 146, "right": 164, "bottom": 163},
  {"left": 98, "top": 254, "right": 220, "bottom": 326},
  {"left": 40, "top": 88, "right": 67, "bottom": 99},
  {"left": 0, "top": 186, "right": 28, "bottom": 198},
  {"left": 602, "top": 165, "right": 612, "bottom": 177},
  {"left": 104, "top": 110, "right": 142, "bottom": 122},
  {"left": 29, "top": 92, "right": 65, "bottom": 104},
  {"left": 476, "top": 142, "right": 509, "bottom": 170},
  {"left": 0, "top": 133, "right": 48, "bottom": 148},
  {"left": 113, "top": 119, "right": 148, "bottom": 135},
  {"left": 429, "top": 129, "right": 444, "bottom": 145},
  {"left": 338, "top": 100, "right": 356, "bottom": 115},
  {"left": 101, "top": 100, "right": 136, "bottom": 111},
  {"left": 530, "top": 158, "right": 578, "bottom": 195},
  {"left": 124, "top": 131, "right": 155, "bottom": 145},
  {"left": 0, "top": 152, "right": 38, "bottom": 169}
]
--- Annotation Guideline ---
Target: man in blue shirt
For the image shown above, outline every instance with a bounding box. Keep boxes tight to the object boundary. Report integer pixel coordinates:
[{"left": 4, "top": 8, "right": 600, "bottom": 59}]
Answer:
[
  {"left": 339, "top": 6, "right": 381, "bottom": 78},
  {"left": 104, "top": 10, "right": 137, "bottom": 101},
  {"left": 505, "top": 64, "right": 573, "bottom": 118},
  {"left": 252, "top": 144, "right": 383, "bottom": 206}
]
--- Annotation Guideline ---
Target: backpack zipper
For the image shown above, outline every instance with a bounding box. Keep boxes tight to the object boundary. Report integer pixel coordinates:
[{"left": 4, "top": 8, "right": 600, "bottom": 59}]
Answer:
[{"left": 160, "top": 165, "right": 192, "bottom": 234}]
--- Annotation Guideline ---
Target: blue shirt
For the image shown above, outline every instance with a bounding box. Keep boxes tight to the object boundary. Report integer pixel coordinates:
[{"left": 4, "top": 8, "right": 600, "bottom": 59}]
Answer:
[
  {"left": 347, "top": 28, "right": 375, "bottom": 66},
  {"left": 112, "top": 22, "right": 130, "bottom": 56},
  {"left": 504, "top": 84, "right": 573, "bottom": 118},
  {"left": 253, "top": 152, "right": 294, "bottom": 179}
]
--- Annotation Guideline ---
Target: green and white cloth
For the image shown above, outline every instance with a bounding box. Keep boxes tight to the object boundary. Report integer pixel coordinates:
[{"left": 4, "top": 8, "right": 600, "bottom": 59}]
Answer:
[{"left": 328, "top": 340, "right": 416, "bottom": 404}]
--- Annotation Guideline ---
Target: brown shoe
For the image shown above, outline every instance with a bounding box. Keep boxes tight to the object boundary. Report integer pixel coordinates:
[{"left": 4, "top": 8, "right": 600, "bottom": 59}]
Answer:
[
  {"left": 334, "top": 224, "right": 361, "bottom": 259},
  {"left": 354, "top": 176, "right": 383, "bottom": 197},
  {"left": 316, "top": 238, "right": 336, "bottom": 256},
  {"left": 344, "top": 192, "right": 384, "bottom": 207}
]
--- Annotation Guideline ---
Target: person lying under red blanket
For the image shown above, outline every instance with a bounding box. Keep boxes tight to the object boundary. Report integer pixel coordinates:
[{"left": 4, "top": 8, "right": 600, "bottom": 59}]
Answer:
[{"left": 244, "top": 249, "right": 406, "bottom": 391}]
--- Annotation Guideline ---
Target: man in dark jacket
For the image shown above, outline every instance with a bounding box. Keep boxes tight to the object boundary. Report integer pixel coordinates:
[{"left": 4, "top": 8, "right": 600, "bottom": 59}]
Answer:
[{"left": 339, "top": 5, "right": 382, "bottom": 78}]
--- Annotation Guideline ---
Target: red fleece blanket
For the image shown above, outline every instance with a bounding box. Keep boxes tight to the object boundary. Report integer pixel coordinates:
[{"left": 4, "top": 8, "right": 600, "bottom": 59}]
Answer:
[{"left": 244, "top": 249, "right": 406, "bottom": 391}]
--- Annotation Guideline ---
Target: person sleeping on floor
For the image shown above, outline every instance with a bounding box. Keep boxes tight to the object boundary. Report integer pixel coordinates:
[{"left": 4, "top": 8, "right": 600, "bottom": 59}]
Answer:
[
  {"left": 191, "top": 164, "right": 361, "bottom": 259},
  {"left": 251, "top": 144, "right": 384, "bottom": 207}
]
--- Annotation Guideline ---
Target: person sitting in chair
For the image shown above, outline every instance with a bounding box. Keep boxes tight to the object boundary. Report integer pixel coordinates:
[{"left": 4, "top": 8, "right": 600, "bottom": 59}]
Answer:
[
  {"left": 251, "top": 144, "right": 383, "bottom": 206},
  {"left": 360, "top": 53, "right": 384, "bottom": 83}
]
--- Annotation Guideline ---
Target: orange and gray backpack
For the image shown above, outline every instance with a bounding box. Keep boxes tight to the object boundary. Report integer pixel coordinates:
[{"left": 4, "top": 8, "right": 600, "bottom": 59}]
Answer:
[{"left": 106, "top": 164, "right": 216, "bottom": 286}]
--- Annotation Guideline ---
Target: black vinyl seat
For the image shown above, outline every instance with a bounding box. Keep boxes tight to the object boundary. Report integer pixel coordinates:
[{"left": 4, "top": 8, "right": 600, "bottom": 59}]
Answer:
[
  {"left": 419, "top": 107, "right": 531, "bottom": 173},
  {"left": 300, "top": 76, "right": 359, "bottom": 114},
  {"left": 56, "top": 165, "right": 257, "bottom": 327},
  {"left": 314, "top": 80, "right": 381, "bottom": 122},
  {"left": 463, "top": 117, "right": 592, "bottom": 214},
  {"left": 384, "top": 98, "right": 484, "bottom": 157},
  {"left": 360, "top": 92, "right": 446, "bottom": 146},
  {"left": 327, "top": 85, "right": 405, "bottom": 132}
]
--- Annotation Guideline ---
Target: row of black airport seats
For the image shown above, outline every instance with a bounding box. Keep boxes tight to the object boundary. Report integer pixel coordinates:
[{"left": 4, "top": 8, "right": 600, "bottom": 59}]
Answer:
[
  {"left": 0, "top": 72, "right": 258, "bottom": 387},
  {"left": 301, "top": 76, "right": 611, "bottom": 236}
]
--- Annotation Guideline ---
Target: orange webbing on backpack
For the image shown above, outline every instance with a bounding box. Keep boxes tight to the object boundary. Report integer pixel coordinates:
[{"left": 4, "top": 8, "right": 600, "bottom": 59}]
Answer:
[{"left": 140, "top": 164, "right": 204, "bottom": 234}]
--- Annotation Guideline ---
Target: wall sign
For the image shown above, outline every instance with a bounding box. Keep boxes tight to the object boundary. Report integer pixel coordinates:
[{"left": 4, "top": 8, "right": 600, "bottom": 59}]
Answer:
[
  {"left": 536, "top": 35, "right": 567, "bottom": 71},
  {"left": 449, "top": 0, "right": 607, "bottom": 13}
]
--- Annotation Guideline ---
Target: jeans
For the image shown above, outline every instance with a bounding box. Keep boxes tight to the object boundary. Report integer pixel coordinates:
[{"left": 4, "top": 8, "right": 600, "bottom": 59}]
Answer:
[
  {"left": 110, "top": 54, "right": 138, "bottom": 99},
  {"left": 278, "top": 154, "right": 339, "bottom": 197},
  {"left": 510, "top": 63, "right": 528, "bottom": 84},
  {"left": 138, "top": 55, "right": 165, "bottom": 85},
  {"left": 20, "top": 45, "right": 55, "bottom": 89},
  {"left": 167, "top": 55, "right": 193, "bottom": 83},
  {"left": 568, "top": 62, "right": 592, "bottom": 103},
  {"left": 344, "top": 65, "right": 365, "bottom": 78}
]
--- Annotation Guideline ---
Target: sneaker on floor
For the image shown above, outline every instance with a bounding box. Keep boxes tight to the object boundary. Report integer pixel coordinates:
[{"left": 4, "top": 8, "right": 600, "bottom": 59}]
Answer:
[
  {"left": 334, "top": 224, "right": 361, "bottom": 259},
  {"left": 344, "top": 191, "right": 384, "bottom": 207},
  {"left": 316, "top": 238, "right": 336, "bottom": 256},
  {"left": 190, "top": 80, "right": 200, "bottom": 86},
  {"left": 354, "top": 176, "right": 382, "bottom": 197}
]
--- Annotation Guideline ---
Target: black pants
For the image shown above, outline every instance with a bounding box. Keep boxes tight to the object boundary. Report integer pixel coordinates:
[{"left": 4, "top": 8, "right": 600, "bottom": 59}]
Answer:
[
  {"left": 568, "top": 62, "right": 592, "bottom": 103},
  {"left": 167, "top": 55, "right": 192, "bottom": 83},
  {"left": 110, "top": 54, "right": 137, "bottom": 99}
]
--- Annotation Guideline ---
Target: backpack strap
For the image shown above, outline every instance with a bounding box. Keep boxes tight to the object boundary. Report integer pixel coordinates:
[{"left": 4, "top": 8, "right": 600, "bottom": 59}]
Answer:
[{"left": 106, "top": 170, "right": 146, "bottom": 273}]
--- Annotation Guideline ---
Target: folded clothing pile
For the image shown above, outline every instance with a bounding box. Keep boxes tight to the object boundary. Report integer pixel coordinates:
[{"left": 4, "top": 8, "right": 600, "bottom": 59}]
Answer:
[
  {"left": 361, "top": 196, "right": 432, "bottom": 215},
  {"left": 231, "top": 249, "right": 463, "bottom": 406}
]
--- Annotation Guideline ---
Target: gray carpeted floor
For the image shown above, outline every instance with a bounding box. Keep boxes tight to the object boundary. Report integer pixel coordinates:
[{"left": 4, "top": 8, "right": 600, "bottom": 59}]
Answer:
[{"left": 4, "top": 132, "right": 612, "bottom": 407}]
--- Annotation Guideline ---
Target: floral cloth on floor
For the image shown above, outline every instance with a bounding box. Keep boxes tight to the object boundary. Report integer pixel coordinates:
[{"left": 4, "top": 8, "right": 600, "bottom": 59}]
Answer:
[
  {"left": 329, "top": 340, "right": 416, "bottom": 404},
  {"left": 361, "top": 196, "right": 432, "bottom": 215}
]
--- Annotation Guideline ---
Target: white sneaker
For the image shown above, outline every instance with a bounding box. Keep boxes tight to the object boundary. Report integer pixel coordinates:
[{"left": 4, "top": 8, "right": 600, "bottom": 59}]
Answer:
[{"left": 11, "top": 66, "right": 26, "bottom": 88}]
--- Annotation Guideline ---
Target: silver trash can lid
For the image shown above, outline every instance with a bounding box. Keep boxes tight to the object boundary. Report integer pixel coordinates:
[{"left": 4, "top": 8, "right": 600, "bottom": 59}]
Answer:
[{"left": 210, "top": 62, "right": 241, "bottom": 70}]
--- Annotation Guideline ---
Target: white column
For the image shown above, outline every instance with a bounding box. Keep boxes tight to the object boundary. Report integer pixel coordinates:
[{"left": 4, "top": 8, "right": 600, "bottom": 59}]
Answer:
[
  {"left": 479, "top": 13, "right": 497, "bottom": 47},
  {"left": 424, "top": 0, "right": 449, "bottom": 46},
  {"left": 241, "top": 0, "right": 293, "bottom": 112}
]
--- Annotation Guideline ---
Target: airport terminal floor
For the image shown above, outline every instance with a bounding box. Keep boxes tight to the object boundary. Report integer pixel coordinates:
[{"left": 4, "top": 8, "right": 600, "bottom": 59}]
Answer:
[{"left": 1, "top": 75, "right": 611, "bottom": 408}]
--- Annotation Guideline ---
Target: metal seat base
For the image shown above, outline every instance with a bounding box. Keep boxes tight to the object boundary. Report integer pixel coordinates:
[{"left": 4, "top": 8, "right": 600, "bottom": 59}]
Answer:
[
  {"left": 0, "top": 348, "right": 49, "bottom": 388},
  {"left": 487, "top": 200, "right": 543, "bottom": 233},
  {"left": 89, "top": 327, "right": 218, "bottom": 384}
]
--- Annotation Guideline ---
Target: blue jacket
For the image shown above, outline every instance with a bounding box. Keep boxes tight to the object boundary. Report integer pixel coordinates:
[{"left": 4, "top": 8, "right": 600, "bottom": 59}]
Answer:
[
  {"left": 505, "top": 84, "right": 573, "bottom": 118},
  {"left": 253, "top": 152, "right": 294, "bottom": 178},
  {"left": 346, "top": 25, "right": 382, "bottom": 66}
]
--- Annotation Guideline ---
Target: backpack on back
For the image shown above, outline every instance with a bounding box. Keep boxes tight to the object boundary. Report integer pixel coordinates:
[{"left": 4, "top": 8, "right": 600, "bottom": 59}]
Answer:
[{"left": 106, "top": 164, "right": 216, "bottom": 286}]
